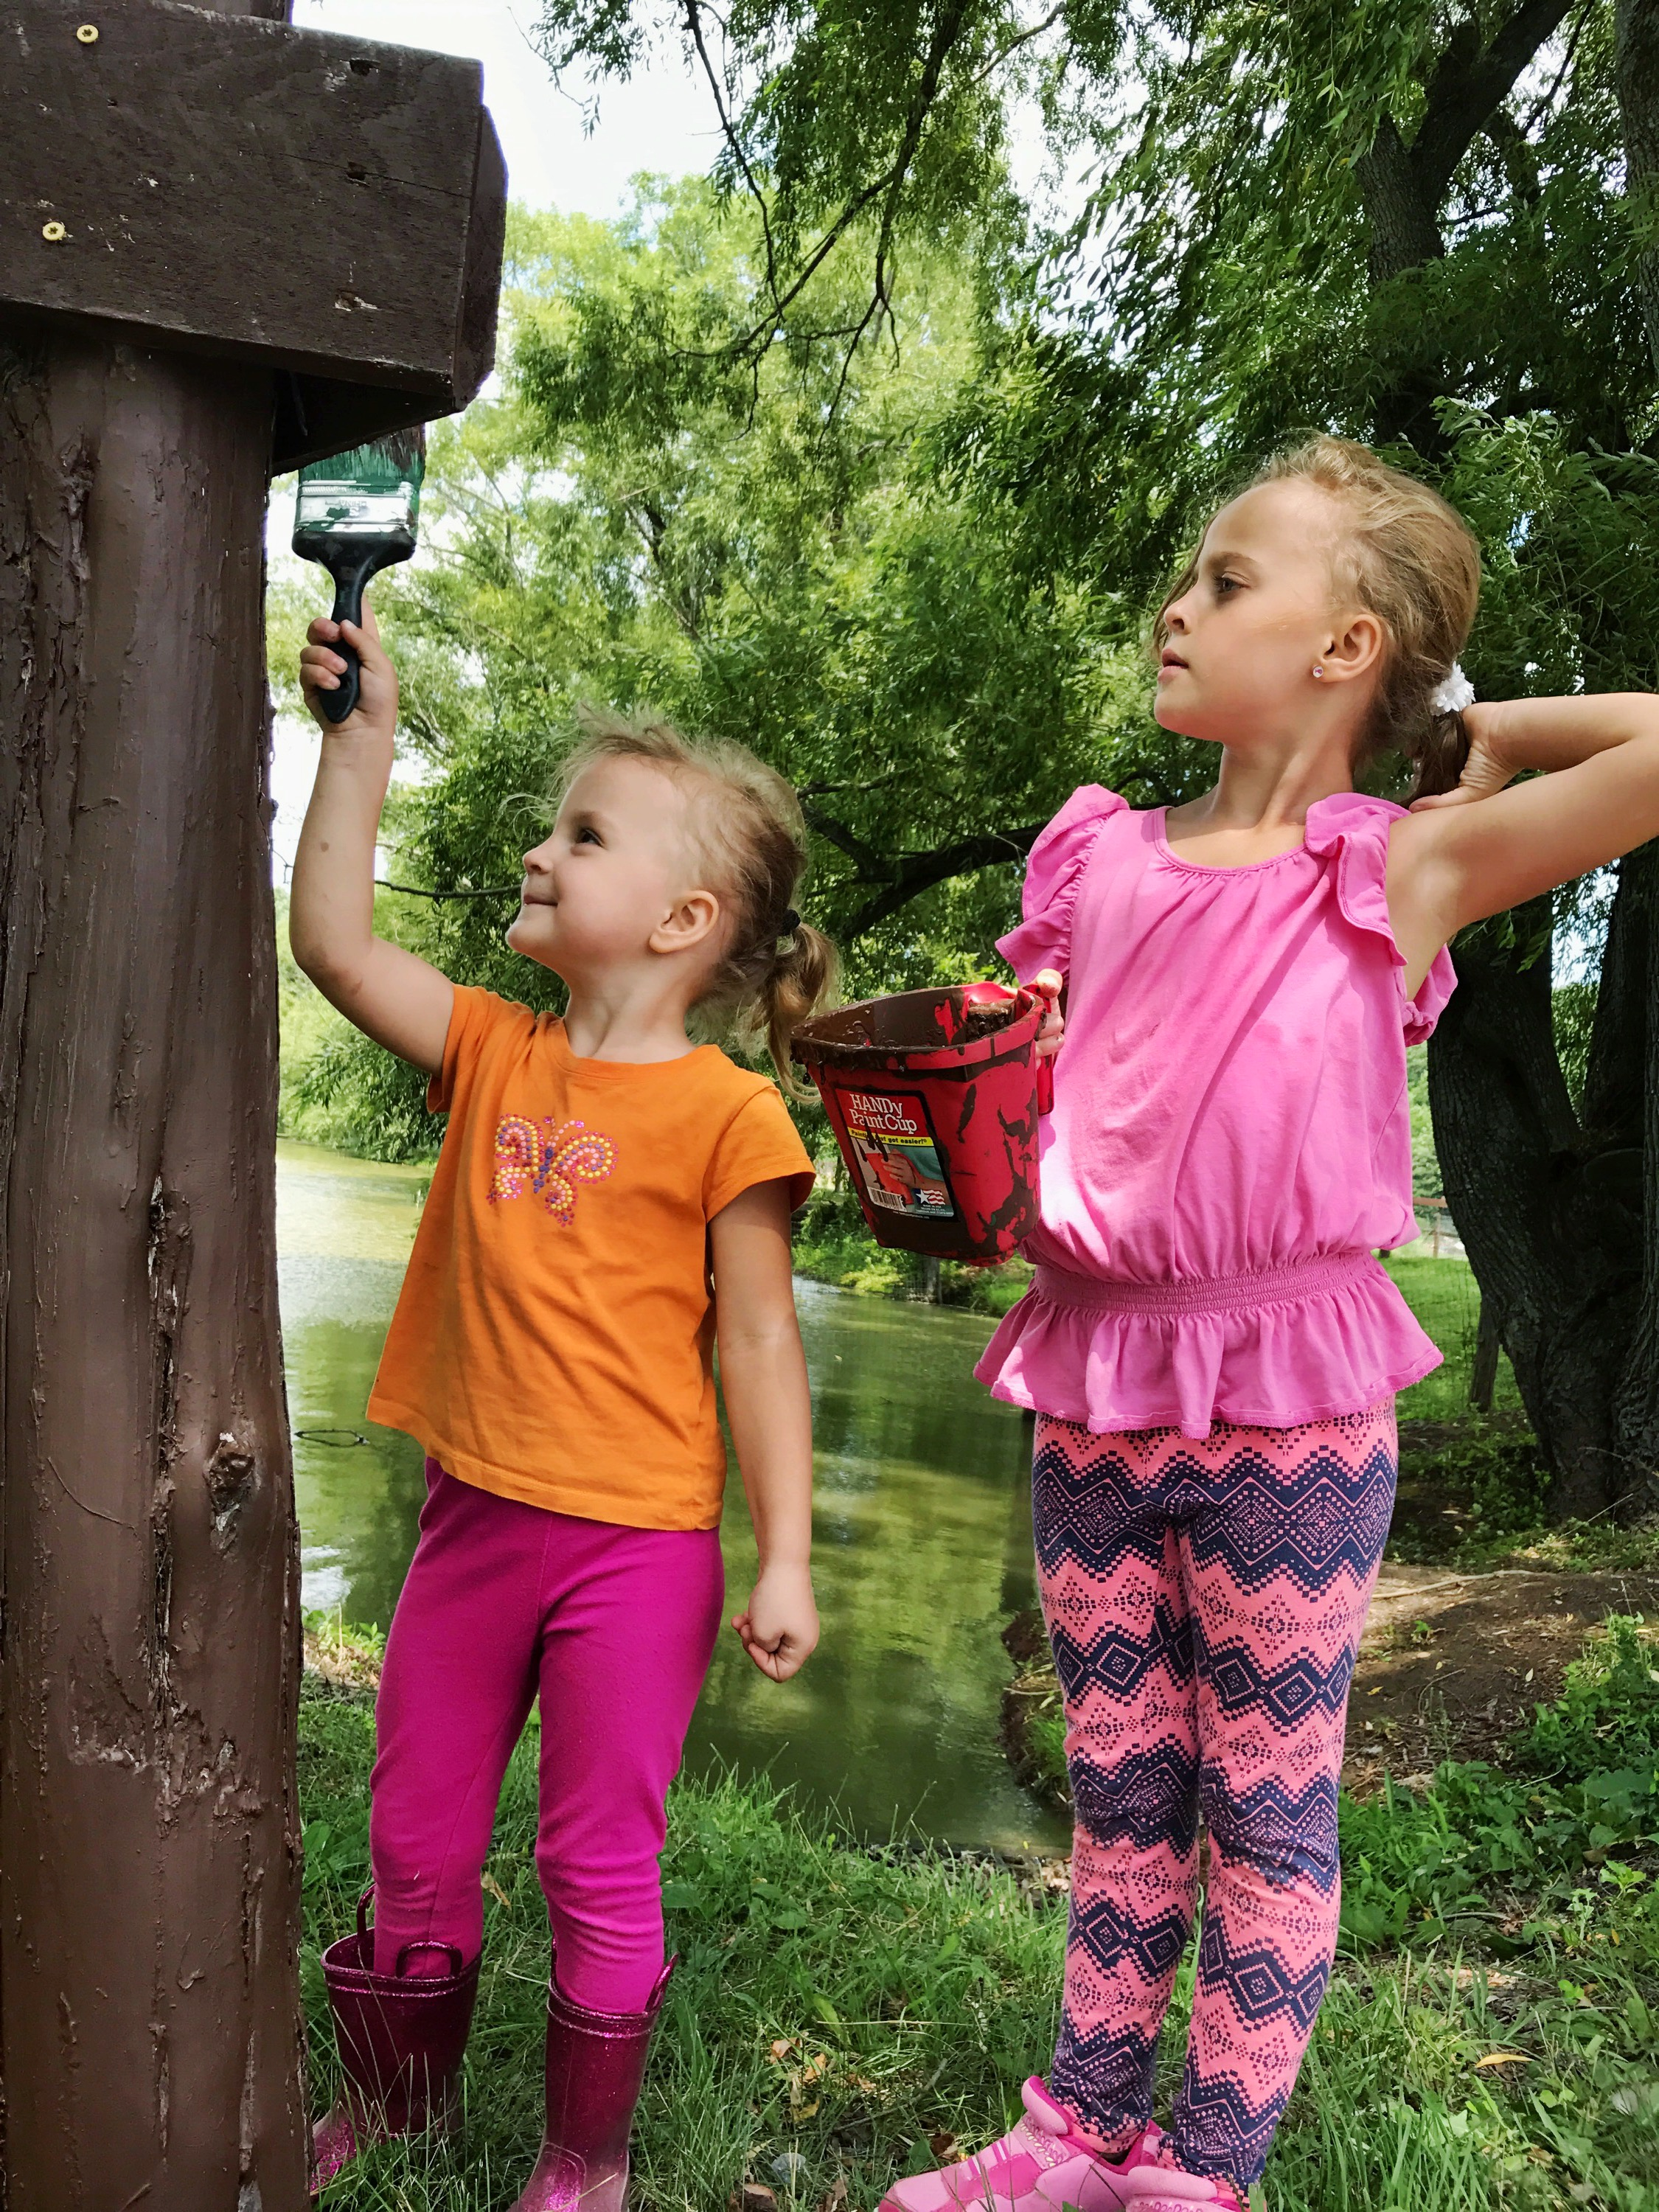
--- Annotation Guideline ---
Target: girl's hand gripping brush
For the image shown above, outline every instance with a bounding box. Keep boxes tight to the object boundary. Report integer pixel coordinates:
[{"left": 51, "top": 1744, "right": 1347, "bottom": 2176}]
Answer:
[{"left": 292, "top": 428, "right": 425, "bottom": 723}]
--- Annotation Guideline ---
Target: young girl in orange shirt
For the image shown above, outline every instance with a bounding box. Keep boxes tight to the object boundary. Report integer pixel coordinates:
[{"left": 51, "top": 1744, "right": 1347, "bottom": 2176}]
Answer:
[{"left": 291, "top": 605, "right": 833, "bottom": 2209}]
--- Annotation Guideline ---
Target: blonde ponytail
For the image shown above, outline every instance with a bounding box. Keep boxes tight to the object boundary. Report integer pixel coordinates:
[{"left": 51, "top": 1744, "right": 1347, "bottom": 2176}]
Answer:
[{"left": 753, "top": 919, "right": 839, "bottom": 1103}]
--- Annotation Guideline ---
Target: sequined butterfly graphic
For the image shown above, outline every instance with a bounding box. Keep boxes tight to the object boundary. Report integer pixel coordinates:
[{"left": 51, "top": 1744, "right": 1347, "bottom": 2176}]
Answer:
[{"left": 488, "top": 1116, "right": 616, "bottom": 1226}]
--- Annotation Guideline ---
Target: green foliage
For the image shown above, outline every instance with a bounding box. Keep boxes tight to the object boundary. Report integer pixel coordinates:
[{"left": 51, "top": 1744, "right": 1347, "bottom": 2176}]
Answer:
[
  {"left": 381, "top": 189, "right": 1154, "bottom": 968},
  {"left": 1397, "top": 1419, "right": 1551, "bottom": 1545},
  {"left": 1516, "top": 1614, "right": 1659, "bottom": 1786},
  {"left": 1555, "top": 979, "right": 1599, "bottom": 1117},
  {"left": 1388, "top": 1255, "right": 1524, "bottom": 1422},
  {"left": 790, "top": 1182, "right": 1034, "bottom": 1313}
]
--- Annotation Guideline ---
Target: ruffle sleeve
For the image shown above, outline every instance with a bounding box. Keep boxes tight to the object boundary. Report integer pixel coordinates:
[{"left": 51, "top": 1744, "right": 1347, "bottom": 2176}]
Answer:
[
  {"left": 1304, "top": 792, "right": 1456, "bottom": 1046},
  {"left": 997, "top": 785, "right": 1127, "bottom": 981}
]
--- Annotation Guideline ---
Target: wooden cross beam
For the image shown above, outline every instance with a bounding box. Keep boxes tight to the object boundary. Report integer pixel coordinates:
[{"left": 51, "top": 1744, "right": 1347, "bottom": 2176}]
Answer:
[
  {"left": 0, "top": 3, "right": 504, "bottom": 2203},
  {"left": 2, "top": 0, "right": 507, "bottom": 465}
]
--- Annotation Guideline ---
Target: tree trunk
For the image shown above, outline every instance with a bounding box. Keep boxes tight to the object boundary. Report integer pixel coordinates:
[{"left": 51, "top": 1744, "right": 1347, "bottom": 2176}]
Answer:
[
  {"left": 1470, "top": 1296, "right": 1500, "bottom": 1413},
  {"left": 0, "top": 306, "right": 306, "bottom": 2208},
  {"left": 1428, "top": 891, "right": 1648, "bottom": 1520},
  {"left": 1617, "top": 0, "right": 1659, "bottom": 375},
  {"left": 1604, "top": 843, "right": 1659, "bottom": 1506}
]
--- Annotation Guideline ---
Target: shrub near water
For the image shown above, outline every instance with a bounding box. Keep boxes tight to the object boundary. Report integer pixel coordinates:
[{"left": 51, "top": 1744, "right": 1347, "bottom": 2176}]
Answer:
[{"left": 302, "top": 1617, "right": 1659, "bottom": 2211}]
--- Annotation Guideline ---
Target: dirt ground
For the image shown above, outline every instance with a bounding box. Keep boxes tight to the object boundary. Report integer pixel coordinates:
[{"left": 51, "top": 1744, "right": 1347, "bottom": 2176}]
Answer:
[
  {"left": 1001, "top": 1562, "right": 1659, "bottom": 1822},
  {"left": 1342, "top": 1562, "right": 1659, "bottom": 1794}
]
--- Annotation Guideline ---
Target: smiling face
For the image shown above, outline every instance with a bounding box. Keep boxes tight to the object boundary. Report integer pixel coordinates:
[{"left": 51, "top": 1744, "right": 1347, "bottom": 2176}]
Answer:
[
  {"left": 1154, "top": 479, "right": 1373, "bottom": 745},
  {"left": 506, "top": 754, "right": 719, "bottom": 985}
]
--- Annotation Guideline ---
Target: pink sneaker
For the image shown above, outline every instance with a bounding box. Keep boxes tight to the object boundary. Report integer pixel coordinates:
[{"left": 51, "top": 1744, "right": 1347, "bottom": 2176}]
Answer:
[
  {"left": 1118, "top": 2154, "right": 1244, "bottom": 2212},
  {"left": 880, "top": 2079, "right": 1164, "bottom": 2212}
]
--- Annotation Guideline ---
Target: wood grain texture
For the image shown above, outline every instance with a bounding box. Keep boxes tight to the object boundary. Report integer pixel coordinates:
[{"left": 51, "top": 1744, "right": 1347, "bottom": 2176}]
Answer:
[
  {"left": 0, "top": 315, "right": 309, "bottom": 2210},
  {"left": 1, "top": 0, "right": 505, "bottom": 414}
]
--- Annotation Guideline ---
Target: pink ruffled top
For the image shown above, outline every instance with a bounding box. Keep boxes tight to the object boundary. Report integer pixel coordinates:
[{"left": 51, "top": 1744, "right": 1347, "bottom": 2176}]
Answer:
[{"left": 974, "top": 787, "right": 1456, "bottom": 1437}]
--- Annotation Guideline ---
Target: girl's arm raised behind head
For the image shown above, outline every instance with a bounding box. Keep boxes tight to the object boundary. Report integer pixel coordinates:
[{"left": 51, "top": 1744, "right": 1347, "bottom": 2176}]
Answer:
[{"left": 1385, "top": 693, "right": 1659, "bottom": 992}]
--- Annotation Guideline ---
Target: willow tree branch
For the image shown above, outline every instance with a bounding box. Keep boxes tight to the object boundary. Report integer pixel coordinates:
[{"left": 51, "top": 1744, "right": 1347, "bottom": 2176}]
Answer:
[
  {"left": 835, "top": 821, "right": 1047, "bottom": 939},
  {"left": 378, "top": 881, "right": 518, "bottom": 901}
]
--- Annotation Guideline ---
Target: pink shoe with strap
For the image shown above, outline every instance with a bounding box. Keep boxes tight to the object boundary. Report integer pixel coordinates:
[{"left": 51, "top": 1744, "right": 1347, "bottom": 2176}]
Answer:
[
  {"left": 1117, "top": 2149, "right": 1245, "bottom": 2212},
  {"left": 880, "top": 2078, "right": 1164, "bottom": 2212}
]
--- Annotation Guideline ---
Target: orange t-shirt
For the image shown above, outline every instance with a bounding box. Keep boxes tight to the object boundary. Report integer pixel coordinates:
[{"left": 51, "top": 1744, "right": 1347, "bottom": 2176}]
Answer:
[{"left": 366, "top": 987, "right": 815, "bottom": 1530}]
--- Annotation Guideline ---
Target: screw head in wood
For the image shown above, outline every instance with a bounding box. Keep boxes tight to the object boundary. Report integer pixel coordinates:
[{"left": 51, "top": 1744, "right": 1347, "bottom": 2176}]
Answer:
[
  {"left": 41, "top": 221, "right": 67, "bottom": 241},
  {"left": 76, "top": 22, "right": 99, "bottom": 40}
]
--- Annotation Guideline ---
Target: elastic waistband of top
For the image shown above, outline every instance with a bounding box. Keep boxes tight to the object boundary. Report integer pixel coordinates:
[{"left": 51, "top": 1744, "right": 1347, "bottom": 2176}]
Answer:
[{"left": 1031, "top": 1248, "right": 1375, "bottom": 1319}]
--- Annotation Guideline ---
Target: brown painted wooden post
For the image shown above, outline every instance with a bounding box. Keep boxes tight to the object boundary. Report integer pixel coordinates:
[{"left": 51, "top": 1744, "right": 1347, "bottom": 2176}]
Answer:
[{"left": 0, "top": 5, "right": 504, "bottom": 2201}]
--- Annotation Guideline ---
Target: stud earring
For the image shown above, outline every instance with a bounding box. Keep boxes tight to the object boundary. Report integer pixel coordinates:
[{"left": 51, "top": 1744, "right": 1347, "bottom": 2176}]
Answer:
[{"left": 1312, "top": 664, "right": 1324, "bottom": 679}]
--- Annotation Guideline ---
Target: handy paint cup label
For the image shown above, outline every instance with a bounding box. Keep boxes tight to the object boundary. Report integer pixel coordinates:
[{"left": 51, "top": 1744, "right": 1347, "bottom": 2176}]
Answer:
[{"left": 843, "top": 1088, "right": 956, "bottom": 1220}]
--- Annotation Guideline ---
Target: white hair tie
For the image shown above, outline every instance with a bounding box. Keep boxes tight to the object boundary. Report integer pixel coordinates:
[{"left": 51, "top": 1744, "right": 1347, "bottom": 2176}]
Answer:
[{"left": 1432, "top": 664, "right": 1475, "bottom": 714}]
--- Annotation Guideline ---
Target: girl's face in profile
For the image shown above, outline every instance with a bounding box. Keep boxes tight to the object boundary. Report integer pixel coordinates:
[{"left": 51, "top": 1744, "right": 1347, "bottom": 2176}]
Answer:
[
  {"left": 508, "top": 757, "right": 712, "bottom": 983},
  {"left": 1155, "top": 481, "right": 1371, "bottom": 747}
]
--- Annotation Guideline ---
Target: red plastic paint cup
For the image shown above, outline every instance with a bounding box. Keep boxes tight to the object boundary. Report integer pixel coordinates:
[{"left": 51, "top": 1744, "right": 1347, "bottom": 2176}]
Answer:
[{"left": 792, "top": 981, "right": 1048, "bottom": 1265}]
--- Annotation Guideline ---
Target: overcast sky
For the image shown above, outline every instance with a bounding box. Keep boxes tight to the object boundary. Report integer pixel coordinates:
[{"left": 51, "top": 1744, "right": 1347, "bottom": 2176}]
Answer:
[{"left": 291, "top": 1, "right": 720, "bottom": 215}]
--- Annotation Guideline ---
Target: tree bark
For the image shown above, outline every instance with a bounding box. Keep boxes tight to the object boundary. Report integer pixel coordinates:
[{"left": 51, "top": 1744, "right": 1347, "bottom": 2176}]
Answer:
[
  {"left": 0, "top": 306, "right": 305, "bottom": 2208},
  {"left": 1470, "top": 1296, "right": 1500, "bottom": 1412},
  {"left": 1429, "top": 877, "right": 1655, "bottom": 1519},
  {"left": 1604, "top": 843, "right": 1659, "bottom": 1504},
  {"left": 1617, "top": 0, "right": 1659, "bottom": 375}
]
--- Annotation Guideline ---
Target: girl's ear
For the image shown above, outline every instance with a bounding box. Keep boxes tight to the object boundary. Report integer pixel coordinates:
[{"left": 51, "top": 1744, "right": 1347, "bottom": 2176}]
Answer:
[
  {"left": 1319, "top": 609, "right": 1387, "bottom": 684},
  {"left": 650, "top": 888, "right": 722, "bottom": 957}
]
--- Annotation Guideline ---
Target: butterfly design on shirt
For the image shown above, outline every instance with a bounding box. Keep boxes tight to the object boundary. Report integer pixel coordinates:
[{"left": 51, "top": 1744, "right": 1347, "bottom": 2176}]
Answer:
[{"left": 488, "top": 1116, "right": 617, "bottom": 1226}]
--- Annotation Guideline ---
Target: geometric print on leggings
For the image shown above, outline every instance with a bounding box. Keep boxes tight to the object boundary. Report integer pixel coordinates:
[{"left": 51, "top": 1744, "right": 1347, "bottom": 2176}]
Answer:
[{"left": 1033, "top": 1402, "right": 1396, "bottom": 2185}]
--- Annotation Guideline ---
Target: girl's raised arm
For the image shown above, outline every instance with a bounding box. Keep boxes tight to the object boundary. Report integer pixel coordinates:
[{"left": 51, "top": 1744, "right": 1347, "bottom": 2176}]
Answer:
[
  {"left": 291, "top": 603, "right": 456, "bottom": 1076},
  {"left": 1387, "top": 693, "right": 1659, "bottom": 992}
]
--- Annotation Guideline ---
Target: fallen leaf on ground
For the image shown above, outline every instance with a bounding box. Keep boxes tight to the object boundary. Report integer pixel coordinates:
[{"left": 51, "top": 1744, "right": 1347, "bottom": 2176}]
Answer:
[
  {"left": 1474, "top": 2052, "right": 1531, "bottom": 2070},
  {"left": 929, "top": 2133, "right": 959, "bottom": 2162}
]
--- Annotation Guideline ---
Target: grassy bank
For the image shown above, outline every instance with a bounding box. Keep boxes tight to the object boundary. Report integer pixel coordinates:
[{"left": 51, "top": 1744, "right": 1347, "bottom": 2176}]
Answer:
[
  {"left": 303, "top": 1617, "right": 1659, "bottom": 2212},
  {"left": 790, "top": 1186, "right": 1034, "bottom": 1318}
]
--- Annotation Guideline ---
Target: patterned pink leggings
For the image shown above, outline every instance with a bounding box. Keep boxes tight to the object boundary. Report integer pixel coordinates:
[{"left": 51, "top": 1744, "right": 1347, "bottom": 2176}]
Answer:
[{"left": 1033, "top": 1403, "right": 1396, "bottom": 2185}]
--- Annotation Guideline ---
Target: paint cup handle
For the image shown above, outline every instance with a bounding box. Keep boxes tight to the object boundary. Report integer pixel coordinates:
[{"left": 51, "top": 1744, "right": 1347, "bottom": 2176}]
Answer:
[{"left": 1037, "top": 1056, "right": 1054, "bottom": 1115}]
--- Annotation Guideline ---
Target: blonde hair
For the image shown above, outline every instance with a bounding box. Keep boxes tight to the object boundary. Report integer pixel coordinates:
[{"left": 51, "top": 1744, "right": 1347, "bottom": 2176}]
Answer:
[
  {"left": 554, "top": 710, "right": 838, "bottom": 1096},
  {"left": 1156, "top": 434, "right": 1483, "bottom": 795}
]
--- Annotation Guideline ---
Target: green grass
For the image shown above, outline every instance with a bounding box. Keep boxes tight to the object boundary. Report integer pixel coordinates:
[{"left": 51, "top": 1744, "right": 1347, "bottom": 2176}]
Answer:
[
  {"left": 302, "top": 1614, "right": 1659, "bottom": 2212},
  {"left": 1382, "top": 1254, "right": 1522, "bottom": 1423}
]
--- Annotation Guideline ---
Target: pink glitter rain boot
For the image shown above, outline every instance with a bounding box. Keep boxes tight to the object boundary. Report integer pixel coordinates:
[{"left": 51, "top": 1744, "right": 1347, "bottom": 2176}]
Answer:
[
  {"left": 508, "top": 1957, "right": 675, "bottom": 2212},
  {"left": 309, "top": 1889, "right": 480, "bottom": 2194},
  {"left": 880, "top": 2077, "right": 1165, "bottom": 2212}
]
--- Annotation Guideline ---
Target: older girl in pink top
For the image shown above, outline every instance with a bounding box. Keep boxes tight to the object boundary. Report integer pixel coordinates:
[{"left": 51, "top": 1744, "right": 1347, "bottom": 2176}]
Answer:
[{"left": 883, "top": 437, "right": 1659, "bottom": 2212}]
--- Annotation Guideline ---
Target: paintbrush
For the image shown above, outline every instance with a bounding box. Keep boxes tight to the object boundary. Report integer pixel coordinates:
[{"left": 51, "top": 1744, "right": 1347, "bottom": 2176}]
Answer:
[{"left": 292, "top": 426, "right": 425, "bottom": 723}]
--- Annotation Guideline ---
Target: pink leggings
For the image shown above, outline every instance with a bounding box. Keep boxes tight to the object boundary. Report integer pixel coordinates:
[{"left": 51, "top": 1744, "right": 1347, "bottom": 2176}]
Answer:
[
  {"left": 369, "top": 1462, "right": 724, "bottom": 2012},
  {"left": 1034, "top": 1404, "right": 1396, "bottom": 2185}
]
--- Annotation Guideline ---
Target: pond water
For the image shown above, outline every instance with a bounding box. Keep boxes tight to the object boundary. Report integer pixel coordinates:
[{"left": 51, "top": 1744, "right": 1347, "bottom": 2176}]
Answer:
[{"left": 278, "top": 1141, "right": 1069, "bottom": 1854}]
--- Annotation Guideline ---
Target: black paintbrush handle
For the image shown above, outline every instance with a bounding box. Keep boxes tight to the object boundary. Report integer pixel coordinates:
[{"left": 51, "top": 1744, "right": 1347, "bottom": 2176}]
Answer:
[{"left": 320, "top": 551, "right": 380, "bottom": 725}]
